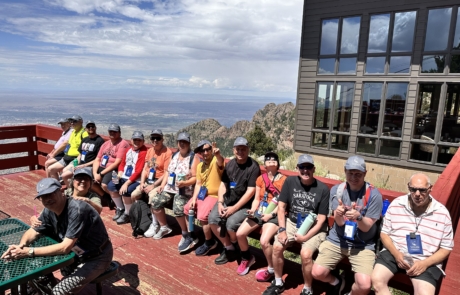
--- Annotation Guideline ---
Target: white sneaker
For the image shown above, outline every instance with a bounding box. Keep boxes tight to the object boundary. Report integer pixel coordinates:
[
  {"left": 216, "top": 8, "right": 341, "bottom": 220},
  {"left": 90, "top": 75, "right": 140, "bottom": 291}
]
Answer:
[
  {"left": 178, "top": 236, "right": 185, "bottom": 248},
  {"left": 153, "top": 226, "right": 172, "bottom": 240},
  {"left": 144, "top": 223, "right": 159, "bottom": 238}
]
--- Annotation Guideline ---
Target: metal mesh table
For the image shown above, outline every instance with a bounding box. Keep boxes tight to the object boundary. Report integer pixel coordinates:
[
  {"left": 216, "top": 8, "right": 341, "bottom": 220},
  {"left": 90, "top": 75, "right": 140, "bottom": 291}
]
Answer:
[
  {"left": 0, "top": 211, "right": 10, "bottom": 221},
  {"left": 0, "top": 218, "right": 75, "bottom": 293}
]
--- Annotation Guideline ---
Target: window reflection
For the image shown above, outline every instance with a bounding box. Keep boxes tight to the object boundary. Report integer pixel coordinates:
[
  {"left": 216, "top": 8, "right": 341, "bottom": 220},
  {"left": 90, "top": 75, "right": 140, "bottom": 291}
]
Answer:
[
  {"left": 314, "top": 82, "right": 334, "bottom": 129},
  {"left": 454, "top": 10, "right": 460, "bottom": 50},
  {"left": 318, "top": 58, "right": 335, "bottom": 74},
  {"left": 331, "top": 134, "right": 349, "bottom": 151},
  {"left": 438, "top": 146, "right": 458, "bottom": 164},
  {"left": 333, "top": 82, "right": 354, "bottom": 132},
  {"left": 440, "top": 84, "right": 460, "bottom": 143},
  {"left": 451, "top": 55, "right": 460, "bottom": 73},
  {"left": 320, "top": 19, "right": 339, "bottom": 55},
  {"left": 357, "top": 137, "right": 376, "bottom": 154},
  {"left": 338, "top": 58, "right": 357, "bottom": 74},
  {"left": 425, "top": 8, "right": 452, "bottom": 51},
  {"left": 389, "top": 56, "right": 411, "bottom": 73},
  {"left": 382, "top": 83, "right": 407, "bottom": 137},
  {"left": 380, "top": 139, "right": 401, "bottom": 157},
  {"left": 421, "top": 55, "right": 445, "bottom": 73},
  {"left": 360, "top": 83, "right": 383, "bottom": 135},
  {"left": 410, "top": 143, "right": 434, "bottom": 162},
  {"left": 341, "top": 16, "right": 361, "bottom": 54},
  {"left": 312, "top": 132, "right": 329, "bottom": 148},
  {"left": 366, "top": 57, "right": 386, "bottom": 74},
  {"left": 392, "top": 11, "right": 416, "bottom": 52},
  {"left": 368, "top": 14, "right": 390, "bottom": 53},
  {"left": 413, "top": 84, "right": 442, "bottom": 140}
]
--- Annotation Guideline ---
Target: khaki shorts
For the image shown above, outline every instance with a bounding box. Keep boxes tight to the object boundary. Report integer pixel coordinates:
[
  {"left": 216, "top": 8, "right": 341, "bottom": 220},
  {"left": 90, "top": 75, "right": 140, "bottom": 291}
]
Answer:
[
  {"left": 131, "top": 183, "right": 160, "bottom": 201},
  {"left": 315, "top": 240, "right": 376, "bottom": 276},
  {"left": 274, "top": 219, "right": 327, "bottom": 252}
]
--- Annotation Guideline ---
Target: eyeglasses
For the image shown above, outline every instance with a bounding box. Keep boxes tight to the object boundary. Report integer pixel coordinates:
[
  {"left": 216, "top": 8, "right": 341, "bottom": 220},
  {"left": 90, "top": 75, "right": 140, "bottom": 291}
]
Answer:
[
  {"left": 150, "top": 136, "right": 162, "bottom": 141},
  {"left": 408, "top": 186, "right": 429, "bottom": 193},
  {"left": 202, "top": 147, "right": 212, "bottom": 153},
  {"left": 265, "top": 157, "right": 277, "bottom": 162},
  {"left": 86, "top": 125, "right": 96, "bottom": 129},
  {"left": 74, "top": 175, "right": 90, "bottom": 182},
  {"left": 133, "top": 138, "right": 143, "bottom": 141},
  {"left": 297, "top": 164, "right": 314, "bottom": 170}
]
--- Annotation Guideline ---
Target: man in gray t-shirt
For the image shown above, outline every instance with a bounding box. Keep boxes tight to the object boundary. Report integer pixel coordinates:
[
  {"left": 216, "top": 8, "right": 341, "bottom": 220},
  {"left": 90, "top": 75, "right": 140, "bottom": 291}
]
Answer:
[{"left": 312, "top": 156, "right": 383, "bottom": 295}]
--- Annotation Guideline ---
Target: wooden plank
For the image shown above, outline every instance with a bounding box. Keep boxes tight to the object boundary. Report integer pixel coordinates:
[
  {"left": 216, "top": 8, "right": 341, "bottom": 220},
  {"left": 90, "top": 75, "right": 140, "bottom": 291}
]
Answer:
[
  {"left": 0, "top": 155, "right": 37, "bottom": 171},
  {"left": 37, "top": 141, "right": 54, "bottom": 154},
  {"left": 35, "top": 125, "right": 62, "bottom": 142},
  {"left": 38, "top": 154, "right": 47, "bottom": 168},
  {"left": 0, "top": 141, "right": 35, "bottom": 155},
  {"left": 0, "top": 126, "right": 35, "bottom": 140}
]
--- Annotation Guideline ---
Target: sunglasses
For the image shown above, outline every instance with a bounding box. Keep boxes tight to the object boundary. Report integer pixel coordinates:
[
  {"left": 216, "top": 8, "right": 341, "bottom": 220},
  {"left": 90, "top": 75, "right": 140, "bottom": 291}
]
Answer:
[
  {"left": 201, "top": 147, "right": 212, "bottom": 153},
  {"left": 150, "top": 136, "right": 162, "bottom": 141},
  {"left": 86, "top": 125, "right": 96, "bottom": 129},
  {"left": 265, "top": 157, "right": 277, "bottom": 161},
  {"left": 408, "top": 186, "right": 429, "bottom": 193},
  {"left": 297, "top": 164, "right": 314, "bottom": 170}
]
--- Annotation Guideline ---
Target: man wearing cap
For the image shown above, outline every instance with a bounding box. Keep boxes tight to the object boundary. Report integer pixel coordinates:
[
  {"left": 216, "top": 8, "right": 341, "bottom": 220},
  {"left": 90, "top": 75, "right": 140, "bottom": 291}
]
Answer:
[
  {"left": 372, "top": 173, "right": 453, "bottom": 295},
  {"left": 1, "top": 177, "right": 113, "bottom": 294},
  {"left": 91, "top": 123, "right": 130, "bottom": 200},
  {"left": 60, "top": 121, "right": 105, "bottom": 186},
  {"left": 183, "top": 140, "right": 225, "bottom": 255},
  {"left": 47, "top": 115, "right": 88, "bottom": 181},
  {"left": 131, "top": 129, "right": 172, "bottom": 237},
  {"left": 312, "top": 155, "right": 383, "bottom": 295},
  {"left": 208, "top": 136, "right": 261, "bottom": 265},
  {"left": 45, "top": 118, "right": 73, "bottom": 176},
  {"left": 262, "top": 154, "right": 329, "bottom": 295},
  {"left": 108, "top": 131, "right": 147, "bottom": 224}
]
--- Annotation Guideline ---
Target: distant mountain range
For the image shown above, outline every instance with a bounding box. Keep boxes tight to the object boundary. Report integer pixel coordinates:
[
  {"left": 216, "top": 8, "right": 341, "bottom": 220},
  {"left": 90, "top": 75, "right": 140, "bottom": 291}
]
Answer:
[{"left": 163, "top": 102, "right": 296, "bottom": 157}]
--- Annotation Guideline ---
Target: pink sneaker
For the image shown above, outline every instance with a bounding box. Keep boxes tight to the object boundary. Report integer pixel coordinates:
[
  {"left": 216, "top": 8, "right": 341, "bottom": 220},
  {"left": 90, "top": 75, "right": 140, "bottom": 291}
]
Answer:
[
  {"left": 255, "top": 268, "right": 274, "bottom": 282},
  {"left": 236, "top": 255, "right": 256, "bottom": 275}
]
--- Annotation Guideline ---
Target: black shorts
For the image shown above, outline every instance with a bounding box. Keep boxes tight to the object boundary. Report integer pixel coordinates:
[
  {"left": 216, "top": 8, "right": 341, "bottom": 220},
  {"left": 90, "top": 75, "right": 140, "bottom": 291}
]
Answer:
[
  {"left": 97, "top": 167, "right": 115, "bottom": 185},
  {"left": 53, "top": 152, "right": 65, "bottom": 162},
  {"left": 376, "top": 250, "right": 442, "bottom": 287}
]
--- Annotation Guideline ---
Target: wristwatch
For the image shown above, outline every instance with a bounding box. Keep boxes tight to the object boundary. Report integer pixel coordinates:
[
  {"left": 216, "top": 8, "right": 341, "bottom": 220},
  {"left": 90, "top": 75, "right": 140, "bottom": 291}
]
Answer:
[
  {"left": 271, "top": 212, "right": 277, "bottom": 218},
  {"left": 356, "top": 214, "right": 363, "bottom": 221},
  {"left": 28, "top": 247, "right": 34, "bottom": 257},
  {"left": 278, "top": 227, "right": 286, "bottom": 233}
]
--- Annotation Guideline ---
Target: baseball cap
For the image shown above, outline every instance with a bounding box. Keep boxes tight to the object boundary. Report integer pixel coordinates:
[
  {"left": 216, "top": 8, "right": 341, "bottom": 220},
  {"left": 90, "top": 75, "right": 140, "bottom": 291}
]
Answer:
[
  {"left": 108, "top": 123, "right": 121, "bottom": 132},
  {"left": 264, "top": 151, "right": 279, "bottom": 161},
  {"left": 86, "top": 120, "right": 96, "bottom": 127},
  {"left": 132, "top": 131, "right": 144, "bottom": 140},
  {"left": 194, "top": 139, "right": 212, "bottom": 153},
  {"left": 344, "top": 155, "right": 366, "bottom": 172},
  {"left": 69, "top": 115, "right": 83, "bottom": 121},
  {"left": 297, "top": 154, "right": 314, "bottom": 165},
  {"left": 177, "top": 132, "right": 190, "bottom": 143},
  {"left": 233, "top": 137, "right": 248, "bottom": 147},
  {"left": 57, "top": 118, "right": 68, "bottom": 124},
  {"left": 73, "top": 167, "right": 93, "bottom": 179},
  {"left": 150, "top": 129, "right": 163, "bottom": 136},
  {"left": 35, "top": 178, "right": 61, "bottom": 199}
]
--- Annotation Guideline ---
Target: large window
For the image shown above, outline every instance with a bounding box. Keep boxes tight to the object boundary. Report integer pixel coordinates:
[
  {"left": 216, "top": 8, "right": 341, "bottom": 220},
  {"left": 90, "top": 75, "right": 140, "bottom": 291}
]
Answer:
[
  {"left": 357, "top": 82, "right": 408, "bottom": 158},
  {"left": 365, "top": 11, "right": 416, "bottom": 75},
  {"left": 313, "top": 82, "right": 355, "bottom": 150},
  {"left": 422, "top": 6, "right": 460, "bottom": 74},
  {"left": 318, "top": 17, "right": 361, "bottom": 75}
]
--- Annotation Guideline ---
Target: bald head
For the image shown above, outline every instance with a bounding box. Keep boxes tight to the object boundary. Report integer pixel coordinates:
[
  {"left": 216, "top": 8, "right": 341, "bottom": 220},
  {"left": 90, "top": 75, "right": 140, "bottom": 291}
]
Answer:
[{"left": 408, "top": 173, "right": 431, "bottom": 188}]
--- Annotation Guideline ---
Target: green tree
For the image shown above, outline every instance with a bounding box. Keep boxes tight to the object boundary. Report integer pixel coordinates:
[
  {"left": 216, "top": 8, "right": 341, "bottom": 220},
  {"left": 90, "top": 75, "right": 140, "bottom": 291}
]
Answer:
[{"left": 246, "top": 125, "right": 276, "bottom": 157}]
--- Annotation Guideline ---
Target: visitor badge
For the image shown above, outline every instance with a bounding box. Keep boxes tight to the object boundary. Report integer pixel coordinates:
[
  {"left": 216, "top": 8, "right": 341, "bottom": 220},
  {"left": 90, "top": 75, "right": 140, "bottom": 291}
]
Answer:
[
  {"left": 125, "top": 165, "right": 133, "bottom": 176},
  {"left": 167, "top": 172, "right": 176, "bottom": 186},
  {"left": 71, "top": 244, "right": 87, "bottom": 257},
  {"left": 296, "top": 212, "right": 308, "bottom": 228},
  {"left": 64, "top": 144, "right": 70, "bottom": 154},
  {"left": 406, "top": 233, "right": 423, "bottom": 254},
  {"left": 148, "top": 168, "right": 155, "bottom": 182},
  {"left": 344, "top": 220, "right": 358, "bottom": 240},
  {"left": 198, "top": 186, "right": 208, "bottom": 200},
  {"left": 230, "top": 181, "right": 237, "bottom": 189},
  {"left": 81, "top": 151, "right": 87, "bottom": 162},
  {"left": 101, "top": 155, "right": 109, "bottom": 167}
]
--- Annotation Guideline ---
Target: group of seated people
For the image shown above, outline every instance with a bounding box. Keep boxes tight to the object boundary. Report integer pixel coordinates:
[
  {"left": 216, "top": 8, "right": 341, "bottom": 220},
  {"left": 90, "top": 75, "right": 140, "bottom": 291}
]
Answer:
[{"left": 1, "top": 116, "right": 455, "bottom": 295}]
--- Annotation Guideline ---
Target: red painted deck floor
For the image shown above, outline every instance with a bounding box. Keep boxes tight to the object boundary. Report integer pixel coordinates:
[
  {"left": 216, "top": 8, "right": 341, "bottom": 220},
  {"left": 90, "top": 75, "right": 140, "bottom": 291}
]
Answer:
[{"left": 0, "top": 171, "right": 321, "bottom": 295}]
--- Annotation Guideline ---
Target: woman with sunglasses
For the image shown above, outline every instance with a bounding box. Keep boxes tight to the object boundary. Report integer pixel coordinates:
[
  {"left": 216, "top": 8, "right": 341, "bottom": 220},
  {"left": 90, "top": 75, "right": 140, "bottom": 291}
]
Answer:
[{"left": 235, "top": 152, "right": 287, "bottom": 277}]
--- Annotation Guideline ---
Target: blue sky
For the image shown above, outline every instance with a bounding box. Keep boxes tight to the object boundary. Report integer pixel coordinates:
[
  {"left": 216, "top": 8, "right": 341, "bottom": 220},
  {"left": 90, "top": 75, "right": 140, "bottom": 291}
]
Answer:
[{"left": 0, "top": 0, "right": 303, "bottom": 99}]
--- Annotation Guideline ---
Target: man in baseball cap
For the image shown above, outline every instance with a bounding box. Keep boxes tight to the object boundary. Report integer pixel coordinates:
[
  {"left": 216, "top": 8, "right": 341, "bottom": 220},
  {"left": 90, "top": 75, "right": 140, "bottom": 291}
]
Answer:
[{"left": 44, "top": 118, "right": 72, "bottom": 176}]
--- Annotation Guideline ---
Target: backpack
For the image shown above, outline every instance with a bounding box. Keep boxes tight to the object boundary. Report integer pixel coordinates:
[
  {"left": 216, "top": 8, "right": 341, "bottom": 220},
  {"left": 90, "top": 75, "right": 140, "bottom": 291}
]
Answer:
[
  {"left": 171, "top": 151, "right": 196, "bottom": 168},
  {"left": 129, "top": 199, "right": 152, "bottom": 237}
]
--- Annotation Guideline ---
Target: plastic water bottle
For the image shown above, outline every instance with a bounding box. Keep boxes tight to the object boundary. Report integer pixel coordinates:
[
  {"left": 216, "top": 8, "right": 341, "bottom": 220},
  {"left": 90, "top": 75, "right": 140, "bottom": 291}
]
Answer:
[
  {"left": 264, "top": 194, "right": 279, "bottom": 215},
  {"left": 112, "top": 171, "right": 119, "bottom": 184},
  {"left": 72, "top": 158, "right": 78, "bottom": 167},
  {"left": 256, "top": 192, "right": 269, "bottom": 216},
  {"left": 297, "top": 212, "right": 317, "bottom": 235},
  {"left": 403, "top": 251, "right": 414, "bottom": 267},
  {"left": 188, "top": 209, "right": 195, "bottom": 231},
  {"left": 177, "top": 173, "right": 186, "bottom": 195},
  {"left": 382, "top": 199, "right": 390, "bottom": 216}
]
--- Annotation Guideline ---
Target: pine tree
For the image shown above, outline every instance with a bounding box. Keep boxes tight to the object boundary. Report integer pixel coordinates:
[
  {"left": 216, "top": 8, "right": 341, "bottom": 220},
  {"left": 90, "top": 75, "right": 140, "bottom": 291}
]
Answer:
[{"left": 246, "top": 125, "right": 276, "bottom": 157}]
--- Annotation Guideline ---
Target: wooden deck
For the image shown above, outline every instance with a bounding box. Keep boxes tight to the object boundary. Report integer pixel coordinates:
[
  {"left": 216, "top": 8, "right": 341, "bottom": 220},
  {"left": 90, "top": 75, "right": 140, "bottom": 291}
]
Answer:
[{"left": 1, "top": 170, "right": 316, "bottom": 295}]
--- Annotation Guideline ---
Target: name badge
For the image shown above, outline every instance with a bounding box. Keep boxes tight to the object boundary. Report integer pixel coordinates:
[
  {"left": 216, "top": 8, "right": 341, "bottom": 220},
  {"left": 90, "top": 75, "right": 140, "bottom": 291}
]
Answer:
[
  {"left": 230, "top": 181, "right": 237, "bottom": 189},
  {"left": 198, "top": 186, "right": 208, "bottom": 200},
  {"left": 101, "top": 155, "right": 109, "bottom": 167},
  {"left": 125, "top": 165, "right": 133, "bottom": 177},
  {"left": 148, "top": 168, "right": 156, "bottom": 182},
  {"left": 81, "top": 151, "right": 87, "bottom": 162},
  {"left": 296, "top": 212, "right": 308, "bottom": 228},
  {"left": 167, "top": 172, "right": 176, "bottom": 186},
  {"left": 64, "top": 144, "right": 70, "bottom": 154},
  {"left": 344, "top": 220, "right": 358, "bottom": 240},
  {"left": 71, "top": 244, "right": 87, "bottom": 257},
  {"left": 406, "top": 233, "right": 423, "bottom": 254}
]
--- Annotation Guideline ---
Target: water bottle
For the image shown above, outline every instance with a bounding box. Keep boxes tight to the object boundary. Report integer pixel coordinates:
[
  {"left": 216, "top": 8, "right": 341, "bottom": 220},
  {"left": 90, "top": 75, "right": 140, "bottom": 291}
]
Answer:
[
  {"left": 72, "top": 158, "right": 78, "bottom": 167},
  {"left": 112, "top": 171, "right": 119, "bottom": 184},
  {"left": 264, "top": 194, "right": 279, "bottom": 215},
  {"left": 177, "top": 173, "right": 186, "bottom": 195},
  {"left": 256, "top": 192, "right": 268, "bottom": 217},
  {"left": 382, "top": 199, "right": 390, "bottom": 216},
  {"left": 402, "top": 250, "right": 414, "bottom": 267},
  {"left": 297, "top": 212, "right": 317, "bottom": 235},
  {"left": 188, "top": 209, "right": 195, "bottom": 231}
]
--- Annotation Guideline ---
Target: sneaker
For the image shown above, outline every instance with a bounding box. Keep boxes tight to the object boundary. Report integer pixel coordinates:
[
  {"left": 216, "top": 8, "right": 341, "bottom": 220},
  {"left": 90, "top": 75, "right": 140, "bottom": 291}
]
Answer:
[
  {"left": 153, "top": 226, "right": 172, "bottom": 240},
  {"left": 177, "top": 236, "right": 185, "bottom": 248},
  {"left": 262, "top": 280, "right": 285, "bottom": 295},
  {"left": 300, "top": 289, "right": 313, "bottom": 295},
  {"left": 143, "top": 223, "right": 159, "bottom": 238},
  {"left": 112, "top": 208, "right": 124, "bottom": 221},
  {"left": 195, "top": 240, "right": 218, "bottom": 256},
  {"left": 255, "top": 268, "right": 274, "bottom": 282},
  {"left": 236, "top": 255, "right": 255, "bottom": 275},
  {"left": 326, "top": 275, "right": 344, "bottom": 295},
  {"left": 116, "top": 214, "right": 130, "bottom": 225},
  {"left": 178, "top": 235, "right": 198, "bottom": 253},
  {"left": 214, "top": 249, "right": 228, "bottom": 265}
]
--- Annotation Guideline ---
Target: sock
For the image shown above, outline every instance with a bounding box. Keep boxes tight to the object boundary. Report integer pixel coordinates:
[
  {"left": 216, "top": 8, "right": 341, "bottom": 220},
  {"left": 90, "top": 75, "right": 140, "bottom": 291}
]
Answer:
[
  {"left": 303, "top": 286, "right": 312, "bottom": 292},
  {"left": 231, "top": 241, "right": 239, "bottom": 250},
  {"left": 275, "top": 277, "right": 283, "bottom": 286},
  {"left": 205, "top": 239, "right": 215, "bottom": 246},
  {"left": 225, "top": 244, "right": 235, "bottom": 251},
  {"left": 161, "top": 225, "right": 169, "bottom": 230},
  {"left": 112, "top": 197, "right": 124, "bottom": 209},
  {"left": 182, "top": 231, "right": 188, "bottom": 236},
  {"left": 330, "top": 277, "right": 339, "bottom": 286},
  {"left": 241, "top": 250, "right": 251, "bottom": 260},
  {"left": 124, "top": 203, "right": 132, "bottom": 215},
  {"left": 267, "top": 266, "right": 274, "bottom": 274},
  {"left": 151, "top": 213, "right": 158, "bottom": 225}
]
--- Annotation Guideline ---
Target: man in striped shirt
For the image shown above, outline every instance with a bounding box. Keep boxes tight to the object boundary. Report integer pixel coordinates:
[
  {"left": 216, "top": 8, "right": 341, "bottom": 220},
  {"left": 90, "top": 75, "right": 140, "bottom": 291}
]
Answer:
[{"left": 372, "top": 173, "right": 454, "bottom": 295}]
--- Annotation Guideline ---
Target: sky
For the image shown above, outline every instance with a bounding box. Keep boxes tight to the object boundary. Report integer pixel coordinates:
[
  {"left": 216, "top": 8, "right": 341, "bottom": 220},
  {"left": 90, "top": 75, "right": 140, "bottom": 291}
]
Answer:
[{"left": 0, "top": 0, "right": 304, "bottom": 99}]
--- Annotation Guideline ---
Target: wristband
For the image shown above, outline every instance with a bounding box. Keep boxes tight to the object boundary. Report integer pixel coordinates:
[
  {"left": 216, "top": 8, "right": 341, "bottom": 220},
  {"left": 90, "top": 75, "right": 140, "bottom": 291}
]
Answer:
[{"left": 218, "top": 201, "right": 224, "bottom": 204}]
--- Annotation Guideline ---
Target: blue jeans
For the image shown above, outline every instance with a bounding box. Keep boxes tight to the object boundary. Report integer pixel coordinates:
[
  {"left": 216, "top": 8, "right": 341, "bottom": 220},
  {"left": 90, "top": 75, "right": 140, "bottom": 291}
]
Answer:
[{"left": 107, "top": 178, "right": 139, "bottom": 197}]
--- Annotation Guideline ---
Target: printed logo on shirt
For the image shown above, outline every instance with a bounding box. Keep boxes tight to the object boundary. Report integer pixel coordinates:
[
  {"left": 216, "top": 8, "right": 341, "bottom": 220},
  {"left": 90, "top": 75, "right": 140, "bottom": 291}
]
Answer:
[
  {"left": 81, "top": 143, "right": 96, "bottom": 152},
  {"left": 291, "top": 188, "right": 316, "bottom": 213},
  {"left": 148, "top": 157, "right": 157, "bottom": 168}
]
